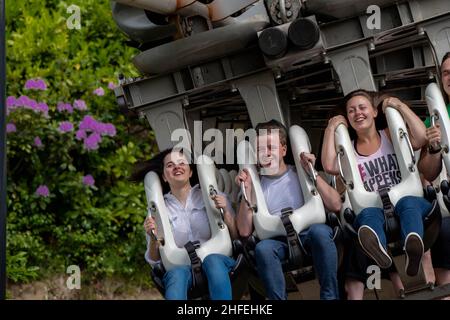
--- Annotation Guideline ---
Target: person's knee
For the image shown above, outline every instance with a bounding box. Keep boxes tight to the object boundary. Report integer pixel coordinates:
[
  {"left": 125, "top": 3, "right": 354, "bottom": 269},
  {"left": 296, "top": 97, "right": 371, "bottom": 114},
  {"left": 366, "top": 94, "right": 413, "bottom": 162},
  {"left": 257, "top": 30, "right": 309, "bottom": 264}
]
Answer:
[
  {"left": 164, "top": 266, "right": 191, "bottom": 283},
  {"left": 396, "top": 196, "right": 419, "bottom": 212},
  {"left": 309, "top": 224, "right": 333, "bottom": 242},
  {"left": 307, "top": 224, "right": 337, "bottom": 255},
  {"left": 354, "top": 210, "right": 372, "bottom": 229},
  {"left": 255, "top": 240, "right": 277, "bottom": 263},
  {"left": 355, "top": 208, "right": 383, "bottom": 225},
  {"left": 202, "top": 254, "right": 222, "bottom": 269},
  {"left": 397, "top": 196, "right": 431, "bottom": 221}
]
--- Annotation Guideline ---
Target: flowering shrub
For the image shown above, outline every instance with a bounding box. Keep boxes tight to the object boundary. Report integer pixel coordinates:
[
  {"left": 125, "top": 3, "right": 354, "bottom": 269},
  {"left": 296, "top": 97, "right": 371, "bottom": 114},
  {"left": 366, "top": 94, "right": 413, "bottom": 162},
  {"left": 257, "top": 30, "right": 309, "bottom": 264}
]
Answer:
[
  {"left": 6, "top": 0, "right": 158, "bottom": 284},
  {"left": 24, "top": 79, "right": 47, "bottom": 91},
  {"left": 93, "top": 87, "right": 105, "bottom": 96}
]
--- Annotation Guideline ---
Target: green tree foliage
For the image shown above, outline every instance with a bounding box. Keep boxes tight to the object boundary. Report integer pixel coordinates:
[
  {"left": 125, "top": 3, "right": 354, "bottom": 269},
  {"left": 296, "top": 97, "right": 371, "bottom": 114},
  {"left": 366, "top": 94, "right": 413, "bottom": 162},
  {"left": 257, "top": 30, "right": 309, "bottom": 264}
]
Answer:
[{"left": 6, "top": 0, "right": 158, "bottom": 283}]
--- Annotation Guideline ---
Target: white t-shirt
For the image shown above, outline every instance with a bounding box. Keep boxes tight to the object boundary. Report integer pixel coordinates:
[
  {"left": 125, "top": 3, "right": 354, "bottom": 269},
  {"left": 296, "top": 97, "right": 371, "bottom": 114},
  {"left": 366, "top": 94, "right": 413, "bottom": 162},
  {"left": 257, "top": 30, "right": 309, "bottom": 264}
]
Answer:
[
  {"left": 353, "top": 130, "right": 402, "bottom": 192},
  {"left": 260, "top": 165, "right": 305, "bottom": 216},
  {"left": 145, "top": 184, "right": 233, "bottom": 265}
]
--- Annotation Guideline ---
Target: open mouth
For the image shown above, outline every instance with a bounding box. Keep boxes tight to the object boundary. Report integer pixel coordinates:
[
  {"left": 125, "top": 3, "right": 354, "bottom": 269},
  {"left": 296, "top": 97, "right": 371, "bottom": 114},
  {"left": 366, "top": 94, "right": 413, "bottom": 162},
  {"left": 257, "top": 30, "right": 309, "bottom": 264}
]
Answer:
[
  {"left": 259, "top": 158, "right": 272, "bottom": 167},
  {"left": 353, "top": 116, "right": 367, "bottom": 124}
]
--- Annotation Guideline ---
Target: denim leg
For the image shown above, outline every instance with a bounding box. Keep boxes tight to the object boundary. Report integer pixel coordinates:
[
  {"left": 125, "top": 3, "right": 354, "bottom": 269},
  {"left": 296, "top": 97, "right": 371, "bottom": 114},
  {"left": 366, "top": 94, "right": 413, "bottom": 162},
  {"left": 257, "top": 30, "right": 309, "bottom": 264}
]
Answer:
[
  {"left": 163, "top": 265, "right": 192, "bottom": 300},
  {"left": 254, "top": 239, "right": 288, "bottom": 300},
  {"left": 354, "top": 207, "right": 387, "bottom": 249},
  {"left": 395, "top": 196, "right": 431, "bottom": 245},
  {"left": 300, "top": 224, "right": 339, "bottom": 300},
  {"left": 202, "top": 254, "right": 236, "bottom": 300}
]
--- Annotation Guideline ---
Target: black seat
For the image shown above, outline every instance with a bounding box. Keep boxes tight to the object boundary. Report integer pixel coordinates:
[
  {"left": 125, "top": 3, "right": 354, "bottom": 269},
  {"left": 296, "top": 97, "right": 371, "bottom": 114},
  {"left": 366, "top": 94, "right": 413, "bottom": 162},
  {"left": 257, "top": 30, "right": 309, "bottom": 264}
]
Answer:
[
  {"left": 440, "top": 180, "right": 450, "bottom": 212},
  {"left": 149, "top": 239, "right": 248, "bottom": 300}
]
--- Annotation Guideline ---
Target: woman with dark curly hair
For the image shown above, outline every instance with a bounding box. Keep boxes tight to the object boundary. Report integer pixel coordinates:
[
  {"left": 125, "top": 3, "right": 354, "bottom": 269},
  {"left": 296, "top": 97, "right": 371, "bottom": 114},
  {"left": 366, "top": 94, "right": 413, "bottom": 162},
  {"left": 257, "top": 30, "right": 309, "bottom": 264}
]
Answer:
[{"left": 131, "top": 148, "right": 238, "bottom": 300}]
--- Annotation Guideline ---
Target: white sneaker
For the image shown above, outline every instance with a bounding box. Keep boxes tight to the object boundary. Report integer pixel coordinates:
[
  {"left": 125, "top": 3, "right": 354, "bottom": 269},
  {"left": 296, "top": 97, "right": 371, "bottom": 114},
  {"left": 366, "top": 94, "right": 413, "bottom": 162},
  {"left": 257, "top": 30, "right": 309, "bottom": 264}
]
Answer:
[
  {"left": 404, "top": 232, "right": 424, "bottom": 277},
  {"left": 358, "top": 225, "right": 392, "bottom": 269}
]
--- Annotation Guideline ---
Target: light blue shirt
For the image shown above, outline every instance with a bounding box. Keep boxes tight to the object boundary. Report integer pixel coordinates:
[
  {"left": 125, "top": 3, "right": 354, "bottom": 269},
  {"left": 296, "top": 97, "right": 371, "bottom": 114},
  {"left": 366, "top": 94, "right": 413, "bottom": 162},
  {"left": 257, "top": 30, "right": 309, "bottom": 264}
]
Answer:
[{"left": 260, "top": 165, "right": 305, "bottom": 216}]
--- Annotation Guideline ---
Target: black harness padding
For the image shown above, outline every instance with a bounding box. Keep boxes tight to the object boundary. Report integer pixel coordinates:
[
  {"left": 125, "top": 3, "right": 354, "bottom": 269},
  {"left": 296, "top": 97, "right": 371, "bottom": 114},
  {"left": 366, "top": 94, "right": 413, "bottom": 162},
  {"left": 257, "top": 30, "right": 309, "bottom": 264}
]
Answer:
[
  {"left": 150, "top": 262, "right": 166, "bottom": 295},
  {"left": 378, "top": 187, "right": 400, "bottom": 242},
  {"left": 440, "top": 180, "right": 450, "bottom": 212},
  {"left": 184, "top": 240, "right": 207, "bottom": 297},
  {"left": 280, "top": 207, "right": 306, "bottom": 269}
]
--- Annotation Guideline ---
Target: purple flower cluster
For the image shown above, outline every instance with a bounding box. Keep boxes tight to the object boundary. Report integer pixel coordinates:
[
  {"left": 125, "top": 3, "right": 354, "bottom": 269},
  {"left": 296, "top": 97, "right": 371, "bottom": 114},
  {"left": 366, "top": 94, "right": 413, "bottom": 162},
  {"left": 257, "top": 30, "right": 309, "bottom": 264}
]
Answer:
[
  {"left": 8, "top": 80, "right": 117, "bottom": 192},
  {"left": 77, "top": 115, "right": 116, "bottom": 151},
  {"left": 35, "top": 185, "right": 50, "bottom": 197},
  {"left": 57, "top": 102, "right": 73, "bottom": 114},
  {"left": 6, "top": 123, "right": 16, "bottom": 133},
  {"left": 74, "top": 99, "right": 87, "bottom": 111},
  {"left": 84, "top": 133, "right": 101, "bottom": 150},
  {"left": 6, "top": 95, "right": 49, "bottom": 117},
  {"left": 25, "top": 79, "right": 47, "bottom": 91},
  {"left": 82, "top": 174, "right": 95, "bottom": 187},
  {"left": 93, "top": 87, "right": 105, "bottom": 96},
  {"left": 58, "top": 121, "right": 74, "bottom": 133},
  {"left": 108, "top": 82, "right": 116, "bottom": 90},
  {"left": 34, "top": 136, "right": 43, "bottom": 148}
]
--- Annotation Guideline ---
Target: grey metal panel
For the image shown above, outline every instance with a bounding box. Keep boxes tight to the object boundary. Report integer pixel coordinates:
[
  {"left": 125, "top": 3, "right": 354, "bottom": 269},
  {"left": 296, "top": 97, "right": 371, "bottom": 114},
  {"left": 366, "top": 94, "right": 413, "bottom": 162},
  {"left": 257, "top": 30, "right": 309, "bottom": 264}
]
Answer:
[
  {"left": 114, "top": 0, "right": 191, "bottom": 15},
  {"left": 128, "top": 74, "right": 179, "bottom": 107},
  {"left": 375, "top": 48, "right": 417, "bottom": 74},
  {"left": 423, "top": 46, "right": 435, "bottom": 66},
  {"left": 328, "top": 43, "right": 376, "bottom": 95},
  {"left": 119, "top": 47, "right": 267, "bottom": 114},
  {"left": 409, "top": 0, "right": 424, "bottom": 22},
  {"left": 304, "top": 0, "right": 396, "bottom": 20},
  {"left": 359, "top": 5, "right": 403, "bottom": 38},
  {"left": 391, "top": 253, "right": 430, "bottom": 295},
  {"left": 133, "top": 21, "right": 268, "bottom": 75},
  {"left": 143, "top": 100, "right": 188, "bottom": 150},
  {"left": 234, "top": 71, "right": 285, "bottom": 126},
  {"left": 412, "top": 47, "right": 424, "bottom": 68},
  {"left": 321, "top": 18, "right": 363, "bottom": 48},
  {"left": 113, "top": 0, "right": 450, "bottom": 164},
  {"left": 208, "top": 0, "right": 259, "bottom": 22},
  {"left": 111, "top": 1, "right": 176, "bottom": 44},
  {"left": 397, "top": 2, "right": 413, "bottom": 25},
  {"left": 410, "top": 0, "right": 450, "bottom": 21},
  {"left": 420, "top": 16, "right": 450, "bottom": 65}
]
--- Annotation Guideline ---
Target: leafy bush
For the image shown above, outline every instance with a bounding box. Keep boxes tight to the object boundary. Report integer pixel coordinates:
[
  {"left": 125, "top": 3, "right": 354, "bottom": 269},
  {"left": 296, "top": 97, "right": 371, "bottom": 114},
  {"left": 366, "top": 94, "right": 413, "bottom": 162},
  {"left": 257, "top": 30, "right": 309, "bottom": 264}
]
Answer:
[{"left": 6, "top": 0, "right": 158, "bottom": 284}]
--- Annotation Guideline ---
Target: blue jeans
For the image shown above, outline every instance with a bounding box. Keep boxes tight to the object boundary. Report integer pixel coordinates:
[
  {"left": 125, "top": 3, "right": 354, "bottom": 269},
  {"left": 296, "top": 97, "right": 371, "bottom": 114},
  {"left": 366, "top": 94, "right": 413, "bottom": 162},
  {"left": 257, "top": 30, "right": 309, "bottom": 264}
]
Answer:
[
  {"left": 162, "top": 254, "right": 236, "bottom": 300},
  {"left": 354, "top": 196, "right": 431, "bottom": 249},
  {"left": 254, "top": 224, "right": 339, "bottom": 300}
]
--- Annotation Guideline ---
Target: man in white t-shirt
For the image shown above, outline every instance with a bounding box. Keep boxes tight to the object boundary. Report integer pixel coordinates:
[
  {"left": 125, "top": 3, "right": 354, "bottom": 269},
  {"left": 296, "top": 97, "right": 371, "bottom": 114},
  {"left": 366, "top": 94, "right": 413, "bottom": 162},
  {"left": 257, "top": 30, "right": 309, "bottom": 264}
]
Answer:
[{"left": 236, "top": 120, "right": 342, "bottom": 300}]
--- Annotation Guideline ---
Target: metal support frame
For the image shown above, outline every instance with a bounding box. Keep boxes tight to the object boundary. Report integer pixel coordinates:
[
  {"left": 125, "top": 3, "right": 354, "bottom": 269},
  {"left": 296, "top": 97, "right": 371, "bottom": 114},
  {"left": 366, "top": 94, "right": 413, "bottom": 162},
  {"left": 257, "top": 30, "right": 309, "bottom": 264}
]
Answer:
[
  {"left": 419, "top": 16, "right": 450, "bottom": 65},
  {"left": 111, "top": 1, "right": 450, "bottom": 300},
  {"left": 141, "top": 99, "right": 188, "bottom": 151},
  {"left": 400, "top": 283, "right": 450, "bottom": 300},
  {"left": 391, "top": 253, "right": 432, "bottom": 296},
  {"left": 327, "top": 42, "right": 377, "bottom": 95},
  {"left": 233, "top": 70, "right": 285, "bottom": 126}
]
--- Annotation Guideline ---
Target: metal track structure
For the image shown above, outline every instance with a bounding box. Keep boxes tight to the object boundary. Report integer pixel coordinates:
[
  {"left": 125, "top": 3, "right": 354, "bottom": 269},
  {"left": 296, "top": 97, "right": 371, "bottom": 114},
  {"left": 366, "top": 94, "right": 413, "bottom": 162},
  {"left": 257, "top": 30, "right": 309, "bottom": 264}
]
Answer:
[{"left": 111, "top": 0, "right": 450, "bottom": 300}]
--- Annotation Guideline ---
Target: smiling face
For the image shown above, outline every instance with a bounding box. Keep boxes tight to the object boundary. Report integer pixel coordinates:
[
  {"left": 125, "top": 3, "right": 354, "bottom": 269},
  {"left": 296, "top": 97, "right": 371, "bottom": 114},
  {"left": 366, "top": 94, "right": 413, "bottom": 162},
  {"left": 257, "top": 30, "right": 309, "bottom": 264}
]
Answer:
[
  {"left": 256, "top": 132, "right": 287, "bottom": 175},
  {"left": 346, "top": 95, "right": 378, "bottom": 134},
  {"left": 441, "top": 56, "right": 450, "bottom": 99},
  {"left": 162, "top": 151, "right": 192, "bottom": 187}
]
